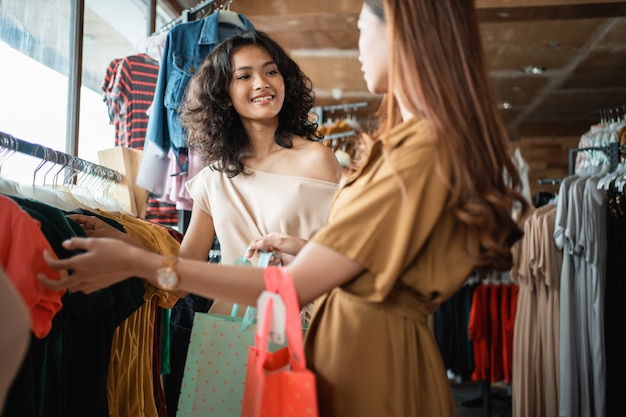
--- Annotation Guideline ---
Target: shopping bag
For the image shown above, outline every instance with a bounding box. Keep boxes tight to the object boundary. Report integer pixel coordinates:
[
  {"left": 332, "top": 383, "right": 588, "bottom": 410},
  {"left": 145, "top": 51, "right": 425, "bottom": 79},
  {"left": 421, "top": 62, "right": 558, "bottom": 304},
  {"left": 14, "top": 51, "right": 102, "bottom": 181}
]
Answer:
[
  {"left": 175, "top": 250, "right": 279, "bottom": 417},
  {"left": 241, "top": 266, "right": 319, "bottom": 417},
  {"left": 175, "top": 310, "right": 255, "bottom": 417}
]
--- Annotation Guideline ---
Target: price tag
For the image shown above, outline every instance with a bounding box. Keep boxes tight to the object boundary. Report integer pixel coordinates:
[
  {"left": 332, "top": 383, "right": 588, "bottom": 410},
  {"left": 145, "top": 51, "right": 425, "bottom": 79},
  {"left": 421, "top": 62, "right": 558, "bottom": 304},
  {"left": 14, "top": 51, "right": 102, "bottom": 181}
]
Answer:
[{"left": 256, "top": 291, "right": 286, "bottom": 344}]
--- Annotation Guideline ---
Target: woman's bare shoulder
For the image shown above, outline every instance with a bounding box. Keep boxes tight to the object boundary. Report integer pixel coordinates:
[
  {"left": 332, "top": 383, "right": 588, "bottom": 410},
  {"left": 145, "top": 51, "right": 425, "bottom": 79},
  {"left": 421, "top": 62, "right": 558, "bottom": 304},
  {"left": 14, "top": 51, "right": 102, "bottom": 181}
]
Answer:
[{"left": 290, "top": 137, "right": 341, "bottom": 183}]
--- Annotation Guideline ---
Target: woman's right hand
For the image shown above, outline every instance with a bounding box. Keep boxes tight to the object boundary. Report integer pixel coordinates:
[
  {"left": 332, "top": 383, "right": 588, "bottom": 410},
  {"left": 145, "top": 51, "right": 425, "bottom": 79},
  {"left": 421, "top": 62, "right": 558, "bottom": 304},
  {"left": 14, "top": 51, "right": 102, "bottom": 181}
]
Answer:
[{"left": 247, "top": 232, "right": 307, "bottom": 265}]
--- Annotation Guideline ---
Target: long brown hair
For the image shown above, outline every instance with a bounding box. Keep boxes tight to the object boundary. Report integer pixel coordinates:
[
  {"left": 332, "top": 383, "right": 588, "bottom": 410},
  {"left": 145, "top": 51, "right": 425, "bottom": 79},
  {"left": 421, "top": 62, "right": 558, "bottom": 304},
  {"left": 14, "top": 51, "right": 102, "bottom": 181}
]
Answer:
[{"left": 365, "top": 0, "right": 528, "bottom": 271}]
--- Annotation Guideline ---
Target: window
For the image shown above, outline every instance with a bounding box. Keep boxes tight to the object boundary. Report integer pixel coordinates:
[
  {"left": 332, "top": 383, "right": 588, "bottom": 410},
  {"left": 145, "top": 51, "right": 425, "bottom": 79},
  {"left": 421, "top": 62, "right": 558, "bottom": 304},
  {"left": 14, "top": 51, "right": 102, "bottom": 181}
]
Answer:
[{"left": 0, "top": 0, "right": 173, "bottom": 183}]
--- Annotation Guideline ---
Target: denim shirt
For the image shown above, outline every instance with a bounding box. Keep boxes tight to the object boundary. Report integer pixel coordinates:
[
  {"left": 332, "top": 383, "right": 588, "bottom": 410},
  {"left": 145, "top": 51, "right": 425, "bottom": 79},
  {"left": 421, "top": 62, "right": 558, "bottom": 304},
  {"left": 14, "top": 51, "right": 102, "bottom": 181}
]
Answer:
[{"left": 145, "top": 12, "right": 254, "bottom": 176}]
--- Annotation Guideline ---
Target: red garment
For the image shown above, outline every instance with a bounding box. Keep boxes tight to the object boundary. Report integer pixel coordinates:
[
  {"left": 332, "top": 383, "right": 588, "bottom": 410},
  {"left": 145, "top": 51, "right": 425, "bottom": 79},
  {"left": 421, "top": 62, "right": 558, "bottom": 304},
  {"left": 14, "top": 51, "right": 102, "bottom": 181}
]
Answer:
[
  {"left": 468, "top": 284, "right": 490, "bottom": 381},
  {"left": 504, "top": 284, "right": 519, "bottom": 384},
  {"left": 162, "top": 224, "right": 185, "bottom": 244},
  {"left": 0, "top": 195, "right": 65, "bottom": 338},
  {"left": 500, "top": 284, "right": 512, "bottom": 383},
  {"left": 489, "top": 284, "right": 504, "bottom": 382}
]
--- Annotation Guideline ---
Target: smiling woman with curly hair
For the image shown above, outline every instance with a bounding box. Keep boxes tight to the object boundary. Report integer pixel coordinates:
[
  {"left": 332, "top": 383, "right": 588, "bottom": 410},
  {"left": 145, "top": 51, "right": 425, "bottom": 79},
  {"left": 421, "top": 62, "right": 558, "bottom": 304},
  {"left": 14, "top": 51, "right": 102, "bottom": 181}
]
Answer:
[
  {"left": 174, "top": 29, "right": 341, "bottom": 318},
  {"left": 180, "top": 30, "right": 325, "bottom": 178}
]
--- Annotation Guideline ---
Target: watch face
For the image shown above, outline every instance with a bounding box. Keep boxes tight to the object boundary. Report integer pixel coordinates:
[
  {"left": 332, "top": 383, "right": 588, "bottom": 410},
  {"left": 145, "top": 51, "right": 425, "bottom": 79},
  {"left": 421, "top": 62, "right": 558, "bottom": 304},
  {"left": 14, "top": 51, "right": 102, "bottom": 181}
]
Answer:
[{"left": 157, "top": 267, "right": 179, "bottom": 290}]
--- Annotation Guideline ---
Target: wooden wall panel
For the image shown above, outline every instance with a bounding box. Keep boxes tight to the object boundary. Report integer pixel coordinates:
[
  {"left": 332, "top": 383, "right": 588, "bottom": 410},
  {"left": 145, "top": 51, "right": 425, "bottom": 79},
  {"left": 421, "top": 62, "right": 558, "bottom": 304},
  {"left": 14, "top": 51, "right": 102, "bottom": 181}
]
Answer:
[{"left": 514, "top": 135, "right": 581, "bottom": 200}]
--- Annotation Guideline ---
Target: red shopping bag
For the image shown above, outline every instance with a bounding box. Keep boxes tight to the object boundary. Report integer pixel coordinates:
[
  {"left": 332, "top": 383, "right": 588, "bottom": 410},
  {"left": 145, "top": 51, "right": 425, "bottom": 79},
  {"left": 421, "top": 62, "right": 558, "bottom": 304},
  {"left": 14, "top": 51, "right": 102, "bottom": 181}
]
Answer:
[{"left": 241, "top": 266, "right": 318, "bottom": 417}]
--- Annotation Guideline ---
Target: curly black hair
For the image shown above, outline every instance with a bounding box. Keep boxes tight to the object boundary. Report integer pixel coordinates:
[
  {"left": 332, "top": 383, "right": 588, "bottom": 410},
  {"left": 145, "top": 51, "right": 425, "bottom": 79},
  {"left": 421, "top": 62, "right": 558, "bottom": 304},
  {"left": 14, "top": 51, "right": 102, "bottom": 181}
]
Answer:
[{"left": 179, "top": 30, "right": 320, "bottom": 177}]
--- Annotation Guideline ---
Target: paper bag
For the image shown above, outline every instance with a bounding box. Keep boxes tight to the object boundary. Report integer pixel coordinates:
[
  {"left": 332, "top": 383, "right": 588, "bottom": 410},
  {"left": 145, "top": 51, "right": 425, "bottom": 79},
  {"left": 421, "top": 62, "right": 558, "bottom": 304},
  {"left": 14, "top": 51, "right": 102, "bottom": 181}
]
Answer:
[{"left": 97, "top": 146, "right": 148, "bottom": 217}]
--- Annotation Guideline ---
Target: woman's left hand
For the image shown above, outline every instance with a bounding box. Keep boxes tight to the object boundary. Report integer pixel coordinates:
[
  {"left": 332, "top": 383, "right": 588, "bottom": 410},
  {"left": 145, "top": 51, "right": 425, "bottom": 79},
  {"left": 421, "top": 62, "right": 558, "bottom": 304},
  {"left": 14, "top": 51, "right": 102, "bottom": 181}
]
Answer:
[
  {"left": 38, "top": 237, "right": 147, "bottom": 294},
  {"left": 68, "top": 214, "right": 144, "bottom": 248}
]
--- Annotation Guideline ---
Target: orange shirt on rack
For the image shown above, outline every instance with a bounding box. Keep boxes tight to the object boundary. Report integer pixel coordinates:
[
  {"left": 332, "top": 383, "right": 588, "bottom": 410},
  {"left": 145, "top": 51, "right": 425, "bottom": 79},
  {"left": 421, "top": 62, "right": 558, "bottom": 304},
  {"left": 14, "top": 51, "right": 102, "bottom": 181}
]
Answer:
[{"left": 0, "top": 194, "right": 65, "bottom": 338}]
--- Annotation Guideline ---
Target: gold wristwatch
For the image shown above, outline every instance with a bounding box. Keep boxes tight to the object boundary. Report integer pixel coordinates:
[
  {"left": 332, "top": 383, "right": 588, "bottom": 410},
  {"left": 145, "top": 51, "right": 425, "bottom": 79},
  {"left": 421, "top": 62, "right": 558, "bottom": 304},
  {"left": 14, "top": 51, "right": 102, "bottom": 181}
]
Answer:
[{"left": 156, "top": 256, "right": 180, "bottom": 291}]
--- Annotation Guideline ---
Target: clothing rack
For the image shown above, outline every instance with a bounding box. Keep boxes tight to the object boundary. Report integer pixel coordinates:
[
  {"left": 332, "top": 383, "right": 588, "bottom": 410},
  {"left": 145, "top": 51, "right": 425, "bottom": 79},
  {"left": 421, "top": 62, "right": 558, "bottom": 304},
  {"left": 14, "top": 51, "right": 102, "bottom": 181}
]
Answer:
[
  {"left": 568, "top": 141, "right": 622, "bottom": 176},
  {"left": 0, "top": 131, "right": 121, "bottom": 182},
  {"left": 320, "top": 101, "right": 369, "bottom": 112},
  {"left": 311, "top": 102, "right": 370, "bottom": 126},
  {"left": 588, "top": 104, "right": 626, "bottom": 124},
  {"left": 537, "top": 178, "right": 563, "bottom": 185},
  {"left": 157, "top": 0, "right": 239, "bottom": 233},
  {"left": 154, "top": 0, "right": 225, "bottom": 34},
  {"left": 569, "top": 105, "right": 626, "bottom": 175},
  {"left": 318, "top": 130, "right": 356, "bottom": 142}
]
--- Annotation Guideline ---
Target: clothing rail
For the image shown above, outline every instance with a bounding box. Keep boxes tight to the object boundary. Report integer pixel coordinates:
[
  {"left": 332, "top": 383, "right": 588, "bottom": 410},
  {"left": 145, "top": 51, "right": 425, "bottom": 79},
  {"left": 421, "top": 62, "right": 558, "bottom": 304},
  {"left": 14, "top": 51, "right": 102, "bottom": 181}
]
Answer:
[
  {"left": 0, "top": 131, "right": 121, "bottom": 182},
  {"left": 537, "top": 178, "right": 563, "bottom": 185},
  {"left": 568, "top": 141, "right": 622, "bottom": 176},
  {"left": 318, "top": 130, "right": 356, "bottom": 141},
  {"left": 154, "top": 0, "right": 223, "bottom": 34},
  {"left": 588, "top": 105, "right": 626, "bottom": 127},
  {"left": 588, "top": 104, "right": 626, "bottom": 119},
  {"left": 320, "top": 101, "right": 369, "bottom": 112}
]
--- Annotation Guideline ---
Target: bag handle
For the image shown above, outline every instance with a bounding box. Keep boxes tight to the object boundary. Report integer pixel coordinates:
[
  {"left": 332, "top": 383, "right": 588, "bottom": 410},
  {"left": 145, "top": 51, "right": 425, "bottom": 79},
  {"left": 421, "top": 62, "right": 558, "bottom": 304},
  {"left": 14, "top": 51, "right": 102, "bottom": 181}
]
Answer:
[
  {"left": 232, "top": 249, "right": 281, "bottom": 329},
  {"left": 256, "top": 266, "right": 307, "bottom": 370}
]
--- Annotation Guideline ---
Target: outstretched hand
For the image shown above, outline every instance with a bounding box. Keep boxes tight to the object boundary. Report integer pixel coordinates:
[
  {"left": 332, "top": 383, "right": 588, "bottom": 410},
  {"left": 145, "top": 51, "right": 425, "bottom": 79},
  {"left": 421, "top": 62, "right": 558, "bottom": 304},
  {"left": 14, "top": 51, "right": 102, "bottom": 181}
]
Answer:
[
  {"left": 247, "top": 232, "right": 307, "bottom": 265},
  {"left": 38, "top": 237, "right": 148, "bottom": 294},
  {"left": 68, "top": 214, "right": 144, "bottom": 247}
]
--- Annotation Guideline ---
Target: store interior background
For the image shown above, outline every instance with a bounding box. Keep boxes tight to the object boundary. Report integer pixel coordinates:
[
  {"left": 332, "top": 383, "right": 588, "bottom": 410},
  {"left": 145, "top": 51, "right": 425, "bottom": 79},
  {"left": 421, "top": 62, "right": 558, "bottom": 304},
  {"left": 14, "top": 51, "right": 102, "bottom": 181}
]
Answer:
[
  {"left": 0, "top": 1, "right": 623, "bottom": 415},
  {"left": 1, "top": 0, "right": 625, "bottom": 199}
]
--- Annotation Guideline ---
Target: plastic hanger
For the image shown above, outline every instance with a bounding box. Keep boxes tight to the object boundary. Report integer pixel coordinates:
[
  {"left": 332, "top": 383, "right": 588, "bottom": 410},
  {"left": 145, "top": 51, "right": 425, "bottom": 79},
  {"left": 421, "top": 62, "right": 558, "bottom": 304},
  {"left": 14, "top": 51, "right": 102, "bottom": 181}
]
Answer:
[
  {"left": 18, "top": 147, "right": 79, "bottom": 212},
  {"left": 49, "top": 153, "right": 87, "bottom": 209},
  {"left": 597, "top": 160, "right": 625, "bottom": 190},
  {"left": 75, "top": 164, "right": 127, "bottom": 215},
  {"left": 217, "top": 1, "right": 246, "bottom": 30},
  {"left": 0, "top": 134, "right": 22, "bottom": 196}
]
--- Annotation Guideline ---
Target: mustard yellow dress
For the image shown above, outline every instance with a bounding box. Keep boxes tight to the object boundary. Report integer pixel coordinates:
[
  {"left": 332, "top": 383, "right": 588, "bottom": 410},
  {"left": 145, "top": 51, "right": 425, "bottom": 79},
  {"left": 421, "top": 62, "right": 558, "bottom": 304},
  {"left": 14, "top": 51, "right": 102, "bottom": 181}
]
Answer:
[
  {"left": 96, "top": 211, "right": 181, "bottom": 417},
  {"left": 309, "top": 117, "right": 479, "bottom": 416}
]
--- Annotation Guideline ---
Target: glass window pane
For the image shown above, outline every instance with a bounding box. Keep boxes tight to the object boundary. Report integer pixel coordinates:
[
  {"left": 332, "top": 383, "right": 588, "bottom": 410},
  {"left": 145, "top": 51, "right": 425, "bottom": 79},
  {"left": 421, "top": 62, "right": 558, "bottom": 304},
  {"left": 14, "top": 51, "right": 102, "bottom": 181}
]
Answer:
[
  {"left": 78, "top": 0, "right": 173, "bottom": 162},
  {"left": 0, "top": 0, "right": 71, "bottom": 182},
  {"left": 0, "top": 0, "right": 173, "bottom": 183}
]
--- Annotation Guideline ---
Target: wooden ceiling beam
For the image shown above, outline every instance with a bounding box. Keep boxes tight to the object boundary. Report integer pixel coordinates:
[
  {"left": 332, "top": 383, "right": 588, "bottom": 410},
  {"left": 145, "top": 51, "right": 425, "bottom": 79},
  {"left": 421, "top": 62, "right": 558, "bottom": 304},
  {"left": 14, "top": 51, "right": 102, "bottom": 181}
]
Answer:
[
  {"left": 477, "top": 2, "right": 626, "bottom": 22},
  {"left": 167, "top": 0, "right": 626, "bottom": 26},
  {"left": 476, "top": 0, "right": 625, "bottom": 7}
]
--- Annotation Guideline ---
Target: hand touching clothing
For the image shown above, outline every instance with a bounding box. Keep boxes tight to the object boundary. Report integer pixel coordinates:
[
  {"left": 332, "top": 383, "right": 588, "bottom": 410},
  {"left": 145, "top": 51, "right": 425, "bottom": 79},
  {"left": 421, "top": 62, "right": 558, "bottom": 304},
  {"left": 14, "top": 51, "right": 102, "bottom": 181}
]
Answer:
[
  {"left": 68, "top": 214, "right": 143, "bottom": 248},
  {"left": 39, "top": 238, "right": 149, "bottom": 294}
]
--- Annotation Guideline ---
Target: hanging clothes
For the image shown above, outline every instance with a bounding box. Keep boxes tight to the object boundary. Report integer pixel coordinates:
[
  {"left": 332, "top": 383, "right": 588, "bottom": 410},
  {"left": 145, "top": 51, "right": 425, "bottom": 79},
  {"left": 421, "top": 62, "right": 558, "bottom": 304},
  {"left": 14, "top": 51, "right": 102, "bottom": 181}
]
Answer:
[
  {"left": 1, "top": 195, "right": 147, "bottom": 417},
  {"left": 315, "top": 110, "right": 364, "bottom": 170},
  {"left": 604, "top": 182, "right": 626, "bottom": 416},
  {"left": 77, "top": 210, "right": 180, "bottom": 417},
  {"left": 466, "top": 277, "right": 518, "bottom": 386},
  {"left": 101, "top": 53, "right": 179, "bottom": 227},
  {"left": 510, "top": 202, "right": 561, "bottom": 417},
  {"left": 0, "top": 194, "right": 65, "bottom": 339},
  {"left": 102, "top": 53, "right": 159, "bottom": 149},
  {"left": 434, "top": 281, "right": 479, "bottom": 382},
  {"left": 140, "top": 10, "right": 254, "bottom": 198},
  {"left": 554, "top": 173, "right": 607, "bottom": 417},
  {"left": 0, "top": 133, "right": 187, "bottom": 417}
]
